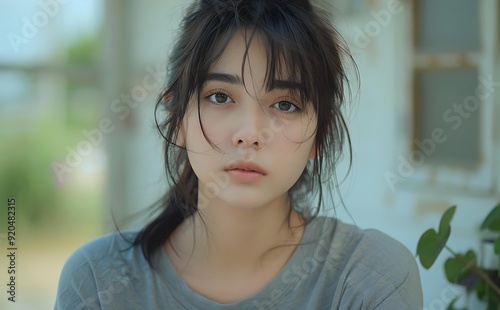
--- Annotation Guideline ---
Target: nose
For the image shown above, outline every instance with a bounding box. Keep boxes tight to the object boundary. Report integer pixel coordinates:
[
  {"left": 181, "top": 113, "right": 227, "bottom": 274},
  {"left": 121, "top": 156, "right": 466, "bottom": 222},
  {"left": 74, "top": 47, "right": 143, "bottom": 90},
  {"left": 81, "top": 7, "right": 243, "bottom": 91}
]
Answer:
[
  {"left": 234, "top": 134, "right": 261, "bottom": 149},
  {"left": 231, "top": 104, "right": 266, "bottom": 150}
]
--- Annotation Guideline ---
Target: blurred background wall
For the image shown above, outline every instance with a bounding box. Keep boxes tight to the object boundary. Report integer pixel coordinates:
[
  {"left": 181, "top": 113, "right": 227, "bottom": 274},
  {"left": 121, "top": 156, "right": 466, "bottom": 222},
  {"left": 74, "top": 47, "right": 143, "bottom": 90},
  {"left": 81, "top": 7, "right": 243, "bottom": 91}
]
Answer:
[{"left": 0, "top": 0, "right": 499, "bottom": 309}]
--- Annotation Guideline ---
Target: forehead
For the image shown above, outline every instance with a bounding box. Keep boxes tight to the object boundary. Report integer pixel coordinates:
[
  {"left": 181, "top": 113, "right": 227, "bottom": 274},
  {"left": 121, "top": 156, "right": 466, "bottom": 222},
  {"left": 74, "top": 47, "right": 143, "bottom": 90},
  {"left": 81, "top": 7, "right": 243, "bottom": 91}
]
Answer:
[{"left": 208, "top": 31, "right": 293, "bottom": 85}]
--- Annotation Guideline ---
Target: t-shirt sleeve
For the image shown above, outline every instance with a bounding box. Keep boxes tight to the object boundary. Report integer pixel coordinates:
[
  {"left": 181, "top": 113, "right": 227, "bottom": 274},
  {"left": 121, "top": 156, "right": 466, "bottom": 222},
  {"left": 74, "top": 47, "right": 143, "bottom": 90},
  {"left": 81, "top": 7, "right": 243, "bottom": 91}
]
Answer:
[
  {"left": 54, "top": 247, "right": 102, "bottom": 310},
  {"left": 365, "top": 230, "right": 423, "bottom": 310},
  {"left": 334, "top": 229, "right": 423, "bottom": 310},
  {"left": 54, "top": 233, "right": 141, "bottom": 310},
  {"left": 372, "top": 252, "right": 423, "bottom": 309}
]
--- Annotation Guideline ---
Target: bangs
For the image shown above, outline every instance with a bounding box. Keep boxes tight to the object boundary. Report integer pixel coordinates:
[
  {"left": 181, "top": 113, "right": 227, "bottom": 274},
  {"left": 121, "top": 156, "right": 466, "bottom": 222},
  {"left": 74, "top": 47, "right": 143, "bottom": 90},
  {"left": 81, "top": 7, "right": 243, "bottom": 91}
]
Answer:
[
  {"left": 170, "top": 0, "right": 349, "bottom": 157},
  {"left": 179, "top": 1, "right": 336, "bottom": 112},
  {"left": 202, "top": 27, "right": 315, "bottom": 107},
  {"left": 261, "top": 29, "right": 316, "bottom": 108}
]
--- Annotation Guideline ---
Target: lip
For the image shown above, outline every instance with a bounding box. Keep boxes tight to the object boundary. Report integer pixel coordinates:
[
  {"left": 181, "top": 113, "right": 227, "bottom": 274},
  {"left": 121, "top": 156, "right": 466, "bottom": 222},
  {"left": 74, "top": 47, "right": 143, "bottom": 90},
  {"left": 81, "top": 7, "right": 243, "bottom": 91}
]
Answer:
[
  {"left": 224, "top": 161, "right": 266, "bottom": 183},
  {"left": 224, "top": 161, "right": 266, "bottom": 175}
]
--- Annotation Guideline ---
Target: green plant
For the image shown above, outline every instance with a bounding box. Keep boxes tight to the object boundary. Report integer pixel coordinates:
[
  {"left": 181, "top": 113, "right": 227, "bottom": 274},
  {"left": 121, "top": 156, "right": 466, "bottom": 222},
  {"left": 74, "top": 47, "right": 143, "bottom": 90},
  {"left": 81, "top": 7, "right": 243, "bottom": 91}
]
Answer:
[
  {"left": 0, "top": 116, "right": 102, "bottom": 232},
  {"left": 416, "top": 204, "right": 500, "bottom": 310}
]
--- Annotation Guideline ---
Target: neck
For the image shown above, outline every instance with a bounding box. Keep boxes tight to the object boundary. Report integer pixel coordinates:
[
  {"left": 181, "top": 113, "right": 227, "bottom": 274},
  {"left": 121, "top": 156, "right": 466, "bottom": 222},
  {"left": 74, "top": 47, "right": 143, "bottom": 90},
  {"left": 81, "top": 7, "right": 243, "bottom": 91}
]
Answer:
[{"left": 166, "top": 194, "right": 305, "bottom": 276}]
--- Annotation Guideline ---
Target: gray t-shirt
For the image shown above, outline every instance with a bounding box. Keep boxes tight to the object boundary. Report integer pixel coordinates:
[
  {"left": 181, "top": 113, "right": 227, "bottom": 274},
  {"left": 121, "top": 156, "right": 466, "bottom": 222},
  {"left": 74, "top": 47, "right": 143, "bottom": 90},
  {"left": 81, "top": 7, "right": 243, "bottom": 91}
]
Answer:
[{"left": 54, "top": 217, "right": 422, "bottom": 309}]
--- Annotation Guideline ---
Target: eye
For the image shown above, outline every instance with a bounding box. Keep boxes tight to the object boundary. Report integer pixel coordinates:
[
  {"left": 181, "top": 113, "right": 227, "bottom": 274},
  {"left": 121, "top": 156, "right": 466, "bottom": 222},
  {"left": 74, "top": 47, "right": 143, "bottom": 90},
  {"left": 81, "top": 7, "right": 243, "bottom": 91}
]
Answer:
[
  {"left": 206, "top": 92, "right": 233, "bottom": 105},
  {"left": 271, "top": 101, "right": 300, "bottom": 114}
]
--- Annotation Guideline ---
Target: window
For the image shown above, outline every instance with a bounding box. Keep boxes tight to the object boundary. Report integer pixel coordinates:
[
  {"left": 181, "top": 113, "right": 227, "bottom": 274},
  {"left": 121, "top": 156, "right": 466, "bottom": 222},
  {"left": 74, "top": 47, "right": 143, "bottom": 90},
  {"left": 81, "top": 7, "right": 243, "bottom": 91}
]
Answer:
[{"left": 405, "top": 0, "right": 498, "bottom": 192}]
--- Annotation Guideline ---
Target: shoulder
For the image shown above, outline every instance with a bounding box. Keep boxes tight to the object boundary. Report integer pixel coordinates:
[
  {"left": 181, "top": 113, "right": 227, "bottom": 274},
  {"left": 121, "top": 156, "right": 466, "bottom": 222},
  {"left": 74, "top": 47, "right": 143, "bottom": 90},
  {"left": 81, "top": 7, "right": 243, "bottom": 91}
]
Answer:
[
  {"left": 61, "top": 231, "right": 139, "bottom": 274},
  {"left": 310, "top": 217, "right": 423, "bottom": 309},
  {"left": 316, "top": 218, "right": 415, "bottom": 267},
  {"left": 342, "top": 221, "right": 422, "bottom": 309},
  {"left": 352, "top": 224, "right": 417, "bottom": 272},
  {"left": 311, "top": 217, "right": 418, "bottom": 272},
  {"left": 55, "top": 231, "right": 142, "bottom": 309}
]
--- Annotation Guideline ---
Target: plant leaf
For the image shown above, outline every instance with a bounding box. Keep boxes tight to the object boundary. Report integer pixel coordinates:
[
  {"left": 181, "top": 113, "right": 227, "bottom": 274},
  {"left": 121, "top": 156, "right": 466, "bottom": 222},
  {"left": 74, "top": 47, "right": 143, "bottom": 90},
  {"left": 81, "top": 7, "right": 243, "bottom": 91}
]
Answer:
[
  {"left": 480, "top": 204, "right": 500, "bottom": 231},
  {"left": 445, "top": 298, "right": 456, "bottom": 310},
  {"left": 445, "top": 297, "right": 467, "bottom": 310},
  {"left": 439, "top": 206, "right": 457, "bottom": 236},
  {"left": 417, "top": 228, "right": 450, "bottom": 269},
  {"left": 487, "top": 290, "right": 500, "bottom": 310},
  {"left": 475, "top": 280, "right": 487, "bottom": 300},
  {"left": 444, "top": 250, "right": 476, "bottom": 283},
  {"left": 416, "top": 206, "right": 456, "bottom": 269},
  {"left": 494, "top": 237, "right": 500, "bottom": 255}
]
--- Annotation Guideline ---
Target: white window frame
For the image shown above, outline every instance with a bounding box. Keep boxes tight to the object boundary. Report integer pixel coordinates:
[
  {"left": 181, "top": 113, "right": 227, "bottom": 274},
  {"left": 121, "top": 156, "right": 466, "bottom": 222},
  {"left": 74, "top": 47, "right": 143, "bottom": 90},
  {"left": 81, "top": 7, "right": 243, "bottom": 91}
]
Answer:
[{"left": 395, "top": 0, "right": 499, "bottom": 195}]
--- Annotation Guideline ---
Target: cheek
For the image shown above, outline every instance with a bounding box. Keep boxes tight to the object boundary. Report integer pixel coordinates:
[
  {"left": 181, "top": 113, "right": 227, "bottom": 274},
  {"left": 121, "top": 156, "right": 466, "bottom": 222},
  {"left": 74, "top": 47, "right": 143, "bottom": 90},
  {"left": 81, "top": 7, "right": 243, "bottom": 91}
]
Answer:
[
  {"left": 185, "top": 112, "right": 230, "bottom": 151},
  {"left": 273, "top": 117, "right": 316, "bottom": 163},
  {"left": 279, "top": 115, "right": 317, "bottom": 146},
  {"left": 273, "top": 131, "right": 315, "bottom": 166},
  {"left": 184, "top": 111, "right": 207, "bottom": 150}
]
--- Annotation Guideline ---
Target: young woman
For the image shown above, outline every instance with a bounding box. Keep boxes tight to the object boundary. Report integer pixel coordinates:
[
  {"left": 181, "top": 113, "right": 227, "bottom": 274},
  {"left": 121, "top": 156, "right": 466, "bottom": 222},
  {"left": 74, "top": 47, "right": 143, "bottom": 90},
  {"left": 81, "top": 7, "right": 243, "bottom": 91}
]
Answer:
[{"left": 55, "top": 0, "right": 422, "bottom": 309}]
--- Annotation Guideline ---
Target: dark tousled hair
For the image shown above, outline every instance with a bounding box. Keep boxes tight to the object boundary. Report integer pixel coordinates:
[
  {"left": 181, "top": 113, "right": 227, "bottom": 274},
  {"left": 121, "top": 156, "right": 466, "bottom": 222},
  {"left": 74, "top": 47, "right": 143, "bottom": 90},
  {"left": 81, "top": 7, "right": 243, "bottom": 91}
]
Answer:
[{"left": 133, "top": 0, "right": 354, "bottom": 265}]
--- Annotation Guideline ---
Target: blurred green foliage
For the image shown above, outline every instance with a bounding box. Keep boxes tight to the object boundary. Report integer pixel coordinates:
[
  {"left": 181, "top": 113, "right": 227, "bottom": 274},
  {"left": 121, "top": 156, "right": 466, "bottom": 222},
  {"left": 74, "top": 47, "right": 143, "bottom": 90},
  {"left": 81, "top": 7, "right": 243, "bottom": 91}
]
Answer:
[
  {"left": 0, "top": 34, "right": 103, "bottom": 235},
  {"left": 67, "top": 34, "right": 100, "bottom": 64},
  {"left": 0, "top": 116, "right": 103, "bottom": 233},
  {"left": 416, "top": 204, "right": 500, "bottom": 310}
]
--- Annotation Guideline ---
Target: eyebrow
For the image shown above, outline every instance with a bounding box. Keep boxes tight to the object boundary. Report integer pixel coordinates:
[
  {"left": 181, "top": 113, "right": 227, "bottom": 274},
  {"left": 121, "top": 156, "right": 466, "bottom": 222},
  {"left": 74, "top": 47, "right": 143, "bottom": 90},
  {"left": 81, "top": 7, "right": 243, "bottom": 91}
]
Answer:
[{"left": 205, "top": 73, "right": 302, "bottom": 92}]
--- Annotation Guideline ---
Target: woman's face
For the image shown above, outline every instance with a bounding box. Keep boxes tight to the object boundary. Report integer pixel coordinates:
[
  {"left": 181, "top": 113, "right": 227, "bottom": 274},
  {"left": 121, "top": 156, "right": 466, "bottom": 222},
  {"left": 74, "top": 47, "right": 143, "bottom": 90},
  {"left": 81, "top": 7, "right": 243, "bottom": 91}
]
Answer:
[{"left": 180, "top": 32, "right": 317, "bottom": 210}]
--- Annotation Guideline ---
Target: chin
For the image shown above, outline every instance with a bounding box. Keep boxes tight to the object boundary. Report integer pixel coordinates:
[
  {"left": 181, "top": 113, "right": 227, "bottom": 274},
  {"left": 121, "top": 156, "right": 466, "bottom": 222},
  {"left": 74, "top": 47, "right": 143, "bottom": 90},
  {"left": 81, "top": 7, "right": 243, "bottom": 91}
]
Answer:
[{"left": 198, "top": 193, "right": 269, "bottom": 210}]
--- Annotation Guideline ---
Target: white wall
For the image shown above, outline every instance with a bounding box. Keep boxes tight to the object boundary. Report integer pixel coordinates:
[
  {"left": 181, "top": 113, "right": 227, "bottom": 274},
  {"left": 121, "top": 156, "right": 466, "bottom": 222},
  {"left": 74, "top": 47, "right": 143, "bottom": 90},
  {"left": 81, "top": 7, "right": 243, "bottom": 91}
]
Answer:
[
  {"left": 333, "top": 1, "right": 500, "bottom": 308},
  {"left": 102, "top": 0, "right": 186, "bottom": 229}
]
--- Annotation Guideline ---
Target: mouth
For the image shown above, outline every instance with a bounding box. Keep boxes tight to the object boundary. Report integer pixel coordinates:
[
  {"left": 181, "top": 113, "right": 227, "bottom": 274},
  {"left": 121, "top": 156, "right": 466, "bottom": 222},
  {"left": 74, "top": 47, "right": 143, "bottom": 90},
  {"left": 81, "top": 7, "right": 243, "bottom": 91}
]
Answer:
[{"left": 224, "top": 161, "right": 266, "bottom": 175}]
